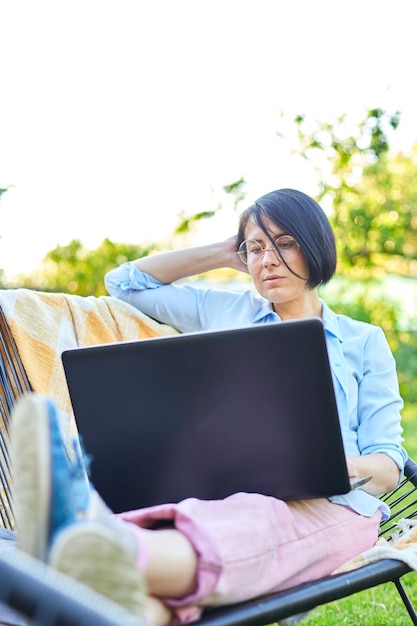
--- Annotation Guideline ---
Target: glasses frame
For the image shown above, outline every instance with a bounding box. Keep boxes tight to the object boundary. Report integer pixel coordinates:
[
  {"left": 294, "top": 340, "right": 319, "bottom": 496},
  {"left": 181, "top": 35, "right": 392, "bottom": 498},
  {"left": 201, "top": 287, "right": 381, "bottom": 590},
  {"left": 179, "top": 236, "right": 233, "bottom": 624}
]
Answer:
[{"left": 238, "top": 234, "right": 301, "bottom": 266}]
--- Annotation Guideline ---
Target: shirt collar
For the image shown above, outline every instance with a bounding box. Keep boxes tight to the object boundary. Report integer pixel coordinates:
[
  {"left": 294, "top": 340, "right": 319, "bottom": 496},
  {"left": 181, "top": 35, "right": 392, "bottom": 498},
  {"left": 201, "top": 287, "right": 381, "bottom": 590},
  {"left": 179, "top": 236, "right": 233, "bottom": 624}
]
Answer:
[
  {"left": 321, "top": 300, "right": 343, "bottom": 342},
  {"left": 253, "top": 297, "right": 343, "bottom": 343},
  {"left": 252, "top": 299, "right": 280, "bottom": 323}
]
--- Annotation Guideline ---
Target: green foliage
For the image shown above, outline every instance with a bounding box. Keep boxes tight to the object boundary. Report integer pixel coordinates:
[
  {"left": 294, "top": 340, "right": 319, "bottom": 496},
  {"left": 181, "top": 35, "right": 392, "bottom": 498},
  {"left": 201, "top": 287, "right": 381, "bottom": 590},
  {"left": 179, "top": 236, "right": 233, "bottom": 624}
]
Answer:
[
  {"left": 320, "top": 278, "right": 417, "bottom": 404},
  {"left": 174, "top": 177, "right": 246, "bottom": 235},
  {"left": 174, "top": 210, "right": 218, "bottom": 235},
  {"left": 0, "top": 185, "right": 15, "bottom": 203},
  {"left": 321, "top": 279, "right": 399, "bottom": 337},
  {"left": 289, "top": 107, "right": 417, "bottom": 408},
  {"left": 0, "top": 269, "right": 7, "bottom": 289},
  {"left": 291, "top": 109, "right": 417, "bottom": 278},
  {"left": 222, "top": 177, "right": 247, "bottom": 208},
  {"left": 9, "top": 238, "right": 157, "bottom": 297},
  {"left": 395, "top": 332, "right": 417, "bottom": 405}
]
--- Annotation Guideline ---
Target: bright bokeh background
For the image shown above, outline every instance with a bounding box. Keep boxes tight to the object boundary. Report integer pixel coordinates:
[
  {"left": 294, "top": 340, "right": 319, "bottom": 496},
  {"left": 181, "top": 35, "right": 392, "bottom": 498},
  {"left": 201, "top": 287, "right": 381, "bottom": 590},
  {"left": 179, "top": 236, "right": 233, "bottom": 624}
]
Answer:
[{"left": 1, "top": 0, "right": 416, "bottom": 278}]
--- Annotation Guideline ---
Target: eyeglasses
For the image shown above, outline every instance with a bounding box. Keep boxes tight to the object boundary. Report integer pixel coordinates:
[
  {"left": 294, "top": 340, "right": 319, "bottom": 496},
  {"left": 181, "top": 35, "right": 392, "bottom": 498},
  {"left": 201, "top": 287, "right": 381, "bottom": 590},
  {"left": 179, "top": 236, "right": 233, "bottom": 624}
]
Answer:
[{"left": 238, "top": 235, "right": 300, "bottom": 266}]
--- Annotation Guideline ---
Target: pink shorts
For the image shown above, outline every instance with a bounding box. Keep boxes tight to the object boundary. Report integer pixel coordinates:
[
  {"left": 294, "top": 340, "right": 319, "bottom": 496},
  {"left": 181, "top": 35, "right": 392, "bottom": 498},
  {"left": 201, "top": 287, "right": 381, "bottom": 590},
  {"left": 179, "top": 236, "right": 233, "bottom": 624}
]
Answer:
[{"left": 121, "top": 493, "right": 381, "bottom": 624}]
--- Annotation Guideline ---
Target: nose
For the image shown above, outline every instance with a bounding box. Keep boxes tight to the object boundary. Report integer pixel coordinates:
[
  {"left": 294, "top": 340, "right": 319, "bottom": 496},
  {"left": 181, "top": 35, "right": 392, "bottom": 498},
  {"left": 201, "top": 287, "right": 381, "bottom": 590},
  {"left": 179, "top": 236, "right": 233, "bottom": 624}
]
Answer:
[{"left": 262, "top": 247, "right": 280, "bottom": 265}]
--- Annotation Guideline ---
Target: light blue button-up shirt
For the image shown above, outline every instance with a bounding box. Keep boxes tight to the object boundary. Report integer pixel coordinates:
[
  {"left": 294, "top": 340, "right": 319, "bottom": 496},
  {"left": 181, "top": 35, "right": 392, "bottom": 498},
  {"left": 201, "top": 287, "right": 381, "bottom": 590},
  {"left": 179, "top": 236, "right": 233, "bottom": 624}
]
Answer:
[{"left": 105, "top": 263, "right": 408, "bottom": 520}]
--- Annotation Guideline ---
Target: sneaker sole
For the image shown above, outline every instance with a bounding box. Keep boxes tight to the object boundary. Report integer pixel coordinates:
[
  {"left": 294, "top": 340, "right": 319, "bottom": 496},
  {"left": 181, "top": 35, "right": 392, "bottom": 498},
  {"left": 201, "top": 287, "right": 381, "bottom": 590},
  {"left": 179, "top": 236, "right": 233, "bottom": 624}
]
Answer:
[
  {"left": 49, "top": 523, "right": 146, "bottom": 619},
  {"left": 10, "top": 393, "right": 51, "bottom": 560}
]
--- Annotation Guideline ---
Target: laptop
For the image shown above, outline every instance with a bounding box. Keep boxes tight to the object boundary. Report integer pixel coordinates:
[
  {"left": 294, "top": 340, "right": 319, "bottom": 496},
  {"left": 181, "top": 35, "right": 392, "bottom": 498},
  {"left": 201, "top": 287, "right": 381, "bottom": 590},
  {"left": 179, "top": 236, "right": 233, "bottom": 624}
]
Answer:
[{"left": 62, "top": 318, "right": 353, "bottom": 513}]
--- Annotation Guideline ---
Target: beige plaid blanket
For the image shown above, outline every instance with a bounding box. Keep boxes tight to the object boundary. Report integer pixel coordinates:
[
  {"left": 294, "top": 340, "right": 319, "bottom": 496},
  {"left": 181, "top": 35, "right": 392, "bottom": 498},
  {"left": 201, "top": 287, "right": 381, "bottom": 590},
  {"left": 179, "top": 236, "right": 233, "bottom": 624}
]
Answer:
[{"left": 0, "top": 288, "right": 178, "bottom": 446}]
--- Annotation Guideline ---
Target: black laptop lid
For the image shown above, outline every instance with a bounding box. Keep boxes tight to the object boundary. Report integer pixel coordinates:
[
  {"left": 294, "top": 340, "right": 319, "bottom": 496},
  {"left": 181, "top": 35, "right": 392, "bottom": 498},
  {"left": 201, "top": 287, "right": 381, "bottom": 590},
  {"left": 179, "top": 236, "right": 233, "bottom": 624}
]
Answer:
[{"left": 62, "top": 318, "right": 351, "bottom": 513}]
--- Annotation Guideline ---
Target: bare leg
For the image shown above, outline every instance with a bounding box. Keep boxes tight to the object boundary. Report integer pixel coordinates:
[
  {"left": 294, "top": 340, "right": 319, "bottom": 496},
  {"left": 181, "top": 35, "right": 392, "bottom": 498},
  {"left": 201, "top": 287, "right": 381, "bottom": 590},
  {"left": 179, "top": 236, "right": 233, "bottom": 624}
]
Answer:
[
  {"left": 141, "top": 528, "right": 198, "bottom": 626},
  {"left": 143, "top": 528, "right": 199, "bottom": 597}
]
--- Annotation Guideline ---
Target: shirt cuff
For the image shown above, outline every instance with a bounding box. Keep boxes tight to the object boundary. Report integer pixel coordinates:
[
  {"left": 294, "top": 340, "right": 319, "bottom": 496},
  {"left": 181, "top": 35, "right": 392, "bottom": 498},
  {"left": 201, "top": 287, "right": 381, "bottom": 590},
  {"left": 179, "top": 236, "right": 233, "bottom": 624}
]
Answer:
[{"left": 119, "top": 262, "right": 164, "bottom": 292}]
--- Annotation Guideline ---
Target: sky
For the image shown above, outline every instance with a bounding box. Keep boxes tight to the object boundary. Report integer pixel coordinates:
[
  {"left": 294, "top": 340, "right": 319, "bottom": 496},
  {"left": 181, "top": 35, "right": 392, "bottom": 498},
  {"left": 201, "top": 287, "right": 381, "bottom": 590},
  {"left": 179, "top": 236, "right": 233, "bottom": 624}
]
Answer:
[{"left": 1, "top": 0, "right": 416, "bottom": 278}]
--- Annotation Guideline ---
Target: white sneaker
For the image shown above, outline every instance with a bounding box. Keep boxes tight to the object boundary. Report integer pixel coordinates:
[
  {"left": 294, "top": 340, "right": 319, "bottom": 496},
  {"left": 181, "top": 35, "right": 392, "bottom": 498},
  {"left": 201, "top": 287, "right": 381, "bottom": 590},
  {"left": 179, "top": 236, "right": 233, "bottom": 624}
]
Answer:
[
  {"left": 10, "top": 393, "right": 90, "bottom": 560},
  {"left": 11, "top": 393, "right": 53, "bottom": 559},
  {"left": 50, "top": 522, "right": 147, "bottom": 620}
]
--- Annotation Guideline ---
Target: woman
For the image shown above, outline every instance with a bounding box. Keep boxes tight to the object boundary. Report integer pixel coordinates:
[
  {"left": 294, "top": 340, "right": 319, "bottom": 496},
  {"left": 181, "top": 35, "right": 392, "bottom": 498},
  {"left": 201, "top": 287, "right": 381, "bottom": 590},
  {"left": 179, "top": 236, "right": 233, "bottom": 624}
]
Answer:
[{"left": 11, "top": 188, "right": 407, "bottom": 626}]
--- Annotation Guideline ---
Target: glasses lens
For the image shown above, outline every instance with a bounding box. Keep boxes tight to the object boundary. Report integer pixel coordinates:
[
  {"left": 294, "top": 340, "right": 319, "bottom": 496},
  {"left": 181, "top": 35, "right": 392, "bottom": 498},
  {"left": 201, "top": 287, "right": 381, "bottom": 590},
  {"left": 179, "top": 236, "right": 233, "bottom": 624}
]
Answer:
[
  {"left": 238, "top": 240, "right": 263, "bottom": 265},
  {"left": 238, "top": 236, "right": 300, "bottom": 265},
  {"left": 274, "top": 235, "right": 300, "bottom": 262}
]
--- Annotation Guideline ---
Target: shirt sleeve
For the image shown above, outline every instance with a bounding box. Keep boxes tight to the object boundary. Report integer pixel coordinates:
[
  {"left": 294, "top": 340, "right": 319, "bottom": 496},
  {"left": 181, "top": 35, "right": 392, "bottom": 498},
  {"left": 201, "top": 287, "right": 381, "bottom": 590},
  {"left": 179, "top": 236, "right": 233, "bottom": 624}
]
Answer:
[
  {"left": 356, "top": 325, "right": 407, "bottom": 473},
  {"left": 104, "top": 262, "right": 208, "bottom": 332},
  {"left": 104, "top": 262, "right": 256, "bottom": 333}
]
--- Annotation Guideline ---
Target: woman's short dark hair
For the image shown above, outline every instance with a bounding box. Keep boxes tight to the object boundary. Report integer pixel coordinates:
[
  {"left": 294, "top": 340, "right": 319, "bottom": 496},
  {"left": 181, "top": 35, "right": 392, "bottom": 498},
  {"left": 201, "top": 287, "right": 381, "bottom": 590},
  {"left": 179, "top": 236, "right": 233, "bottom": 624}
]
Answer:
[{"left": 237, "top": 188, "right": 337, "bottom": 289}]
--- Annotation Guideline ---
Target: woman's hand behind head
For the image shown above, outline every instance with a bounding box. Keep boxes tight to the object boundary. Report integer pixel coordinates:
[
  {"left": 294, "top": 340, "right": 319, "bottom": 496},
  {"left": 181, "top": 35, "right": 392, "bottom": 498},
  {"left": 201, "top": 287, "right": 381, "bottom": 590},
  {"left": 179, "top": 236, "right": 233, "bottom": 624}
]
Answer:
[{"left": 221, "top": 236, "right": 249, "bottom": 273}]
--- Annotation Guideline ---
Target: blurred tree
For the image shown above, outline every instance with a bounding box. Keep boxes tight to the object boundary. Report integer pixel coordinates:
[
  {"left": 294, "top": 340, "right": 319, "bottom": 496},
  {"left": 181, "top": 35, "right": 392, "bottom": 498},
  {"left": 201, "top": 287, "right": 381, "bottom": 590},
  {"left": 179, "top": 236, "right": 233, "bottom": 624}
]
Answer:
[
  {"left": 8, "top": 178, "right": 247, "bottom": 295},
  {"left": 289, "top": 108, "right": 417, "bottom": 278},
  {"left": 174, "top": 177, "right": 246, "bottom": 234},
  {"left": 9, "top": 239, "right": 157, "bottom": 297},
  {"left": 285, "top": 107, "right": 417, "bottom": 404},
  {"left": 321, "top": 279, "right": 417, "bottom": 403}
]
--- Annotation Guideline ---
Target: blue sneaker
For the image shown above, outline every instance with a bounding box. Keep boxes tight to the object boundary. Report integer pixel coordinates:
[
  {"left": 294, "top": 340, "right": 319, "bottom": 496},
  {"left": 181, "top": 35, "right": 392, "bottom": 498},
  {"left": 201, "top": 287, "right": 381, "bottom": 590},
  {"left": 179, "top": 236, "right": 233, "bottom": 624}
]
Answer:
[{"left": 10, "top": 393, "right": 90, "bottom": 560}]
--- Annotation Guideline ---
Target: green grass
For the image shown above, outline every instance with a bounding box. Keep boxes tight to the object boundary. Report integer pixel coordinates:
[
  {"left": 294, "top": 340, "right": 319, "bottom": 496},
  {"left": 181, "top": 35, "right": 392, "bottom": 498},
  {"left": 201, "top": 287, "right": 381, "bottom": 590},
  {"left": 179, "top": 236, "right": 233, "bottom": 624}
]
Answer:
[
  {"left": 402, "top": 404, "right": 417, "bottom": 459},
  {"left": 300, "top": 573, "right": 417, "bottom": 625},
  {"left": 275, "top": 403, "right": 417, "bottom": 625}
]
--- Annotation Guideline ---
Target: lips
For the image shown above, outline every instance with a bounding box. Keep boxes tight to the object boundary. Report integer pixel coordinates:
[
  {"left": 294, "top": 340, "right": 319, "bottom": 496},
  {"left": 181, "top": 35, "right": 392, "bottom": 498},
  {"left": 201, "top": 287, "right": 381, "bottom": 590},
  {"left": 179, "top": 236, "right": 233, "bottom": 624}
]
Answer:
[{"left": 263, "top": 275, "right": 285, "bottom": 283}]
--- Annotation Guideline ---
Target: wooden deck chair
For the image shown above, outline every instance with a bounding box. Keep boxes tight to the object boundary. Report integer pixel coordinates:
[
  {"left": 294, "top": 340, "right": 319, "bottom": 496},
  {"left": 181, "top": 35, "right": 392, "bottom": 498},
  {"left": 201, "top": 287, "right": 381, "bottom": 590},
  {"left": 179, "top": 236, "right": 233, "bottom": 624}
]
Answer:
[{"left": 0, "top": 304, "right": 417, "bottom": 625}]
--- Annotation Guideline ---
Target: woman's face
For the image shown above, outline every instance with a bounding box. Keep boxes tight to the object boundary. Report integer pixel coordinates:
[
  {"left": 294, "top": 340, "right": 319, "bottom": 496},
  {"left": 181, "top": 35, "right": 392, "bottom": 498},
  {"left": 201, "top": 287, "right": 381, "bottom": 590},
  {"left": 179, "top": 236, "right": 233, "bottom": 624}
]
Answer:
[{"left": 244, "top": 216, "right": 311, "bottom": 309}]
